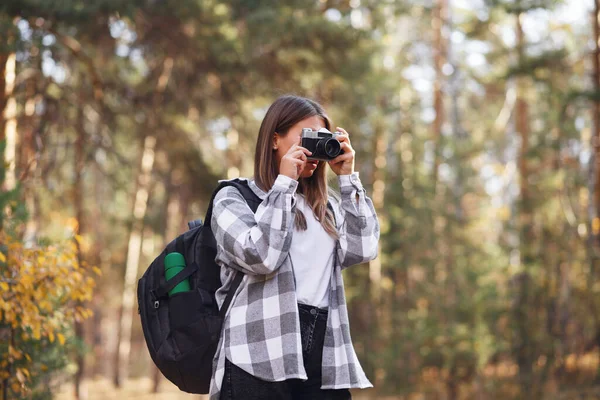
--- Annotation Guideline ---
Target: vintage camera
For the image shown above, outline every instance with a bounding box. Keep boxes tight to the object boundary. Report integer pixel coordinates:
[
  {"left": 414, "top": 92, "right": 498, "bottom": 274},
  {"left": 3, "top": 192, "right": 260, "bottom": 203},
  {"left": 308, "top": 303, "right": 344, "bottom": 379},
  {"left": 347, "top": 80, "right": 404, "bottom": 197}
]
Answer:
[{"left": 300, "top": 128, "right": 342, "bottom": 161}]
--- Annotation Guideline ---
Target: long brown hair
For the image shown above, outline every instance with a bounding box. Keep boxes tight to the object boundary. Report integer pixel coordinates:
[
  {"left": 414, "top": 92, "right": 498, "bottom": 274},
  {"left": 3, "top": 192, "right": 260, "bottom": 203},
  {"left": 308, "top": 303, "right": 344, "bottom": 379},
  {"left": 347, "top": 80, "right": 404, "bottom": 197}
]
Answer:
[{"left": 254, "top": 95, "right": 338, "bottom": 239}]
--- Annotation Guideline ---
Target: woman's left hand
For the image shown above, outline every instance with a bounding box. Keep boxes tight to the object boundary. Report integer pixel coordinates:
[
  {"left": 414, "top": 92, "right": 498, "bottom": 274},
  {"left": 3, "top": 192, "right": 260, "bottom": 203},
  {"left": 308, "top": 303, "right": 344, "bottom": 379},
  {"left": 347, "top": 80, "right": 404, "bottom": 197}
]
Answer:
[{"left": 328, "top": 127, "right": 355, "bottom": 176}]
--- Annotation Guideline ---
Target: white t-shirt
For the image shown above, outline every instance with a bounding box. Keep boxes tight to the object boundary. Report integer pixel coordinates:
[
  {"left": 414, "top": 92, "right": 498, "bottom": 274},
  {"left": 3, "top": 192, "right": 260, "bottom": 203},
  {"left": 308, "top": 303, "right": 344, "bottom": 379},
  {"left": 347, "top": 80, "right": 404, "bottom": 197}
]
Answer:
[{"left": 289, "top": 194, "right": 336, "bottom": 308}]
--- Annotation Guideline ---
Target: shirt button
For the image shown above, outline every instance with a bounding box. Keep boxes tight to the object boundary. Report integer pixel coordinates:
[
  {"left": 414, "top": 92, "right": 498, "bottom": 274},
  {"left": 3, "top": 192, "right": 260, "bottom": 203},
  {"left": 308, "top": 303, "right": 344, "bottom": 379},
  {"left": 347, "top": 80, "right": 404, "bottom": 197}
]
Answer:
[{"left": 310, "top": 308, "right": 317, "bottom": 315}]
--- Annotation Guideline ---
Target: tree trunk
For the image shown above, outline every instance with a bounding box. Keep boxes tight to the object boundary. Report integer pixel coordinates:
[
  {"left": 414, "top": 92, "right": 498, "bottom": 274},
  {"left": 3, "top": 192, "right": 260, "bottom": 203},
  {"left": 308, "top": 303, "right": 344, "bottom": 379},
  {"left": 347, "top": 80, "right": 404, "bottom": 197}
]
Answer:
[
  {"left": 0, "top": 52, "right": 8, "bottom": 141},
  {"left": 368, "top": 98, "right": 389, "bottom": 391},
  {"left": 3, "top": 52, "right": 16, "bottom": 191},
  {"left": 151, "top": 365, "right": 162, "bottom": 394},
  {"left": 369, "top": 98, "right": 388, "bottom": 303},
  {"left": 21, "top": 47, "right": 42, "bottom": 247},
  {"left": 446, "top": 5, "right": 466, "bottom": 396},
  {"left": 393, "top": 93, "right": 410, "bottom": 394},
  {"left": 73, "top": 97, "right": 88, "bottom": 400},
  {"left": 514, "top": 13, "right": 535, "bottom": 396},
  {"left": 590, "top": 0, "right": 600, "bottom": 287},
  {"left": 590, "top": 0, "right": 600, "bottom": 380},
  {"left": 431, "top": 3, "right": 450, "bottom": 382},
  {"left": 113, "top": 134, "right": 157, "bottom": 387},
  {"left": 91, "top": 158, "right": 106, "bottom": 377},
  {"left": 0, "top": 23, "right": 15, "bottom": 143},
  {"left": 594, "top": 0, "right": 600, "bottom": 240},
  {"left": 431, "top": 0, "right": 447, "bottom": 186},
  {"left": 177, "top": 183, "right": 192, "bottom": 234},
  {"left": 226, "top": 106, "right": 243, "bottom": 179},
  {"left": 114, "top": 56, "right": 173, "bottom": 387},
  {"left": 22, "top": 191, "right": 39, "bottom": 246},
  {"left": 0, "top": 31, "right": 15, "bottom": 398}
]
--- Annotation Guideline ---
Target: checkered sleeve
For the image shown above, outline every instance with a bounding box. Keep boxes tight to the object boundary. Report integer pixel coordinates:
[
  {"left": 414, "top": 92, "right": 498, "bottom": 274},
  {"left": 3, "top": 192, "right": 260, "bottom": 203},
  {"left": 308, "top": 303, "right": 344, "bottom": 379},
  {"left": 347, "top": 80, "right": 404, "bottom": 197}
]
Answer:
[
  {"left": 211, "top": 174, "right": 298, "bottom": 275},
  {"left": 335, "top": 172, "right": 380, "bottom": 269}
]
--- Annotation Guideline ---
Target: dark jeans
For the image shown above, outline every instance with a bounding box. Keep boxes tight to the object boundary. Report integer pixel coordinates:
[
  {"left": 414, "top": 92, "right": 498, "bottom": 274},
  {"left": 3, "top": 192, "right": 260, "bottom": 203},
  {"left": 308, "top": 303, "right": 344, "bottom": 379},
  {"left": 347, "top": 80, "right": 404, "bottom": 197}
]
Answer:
[{"left": 220, "top": 303, "right": 352, "bottom": 400}]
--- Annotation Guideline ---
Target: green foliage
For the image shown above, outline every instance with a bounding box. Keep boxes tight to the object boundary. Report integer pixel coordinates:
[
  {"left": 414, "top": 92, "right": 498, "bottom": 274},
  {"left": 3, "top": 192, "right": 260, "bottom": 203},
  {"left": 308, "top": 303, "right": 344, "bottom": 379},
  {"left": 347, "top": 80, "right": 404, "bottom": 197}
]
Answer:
[{"left": 0, "top": 0, "right": 141, "bottom": 21}]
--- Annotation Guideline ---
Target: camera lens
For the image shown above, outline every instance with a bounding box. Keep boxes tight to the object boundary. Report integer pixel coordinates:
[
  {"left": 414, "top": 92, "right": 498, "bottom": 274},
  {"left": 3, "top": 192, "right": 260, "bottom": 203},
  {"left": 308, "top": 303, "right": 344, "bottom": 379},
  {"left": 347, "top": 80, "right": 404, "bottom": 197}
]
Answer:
[{"left": 323, "top": 138, "right": 341, "bottom": 158}]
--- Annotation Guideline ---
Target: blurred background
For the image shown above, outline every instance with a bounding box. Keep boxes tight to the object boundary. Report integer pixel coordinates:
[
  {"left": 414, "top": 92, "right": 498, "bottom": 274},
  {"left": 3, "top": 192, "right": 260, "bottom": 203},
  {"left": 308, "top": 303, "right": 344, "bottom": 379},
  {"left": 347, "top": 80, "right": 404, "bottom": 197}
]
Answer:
[{"left": 0, "top": 0, "right": 597, "bottom": 399}]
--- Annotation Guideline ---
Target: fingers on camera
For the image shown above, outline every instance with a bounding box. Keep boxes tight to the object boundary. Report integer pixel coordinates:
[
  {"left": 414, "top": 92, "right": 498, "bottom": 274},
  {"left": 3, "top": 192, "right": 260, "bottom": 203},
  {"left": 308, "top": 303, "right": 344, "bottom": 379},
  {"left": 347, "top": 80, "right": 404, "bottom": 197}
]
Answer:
[{"left": 332, "top": 152, "right": 352, "bottom": 164}]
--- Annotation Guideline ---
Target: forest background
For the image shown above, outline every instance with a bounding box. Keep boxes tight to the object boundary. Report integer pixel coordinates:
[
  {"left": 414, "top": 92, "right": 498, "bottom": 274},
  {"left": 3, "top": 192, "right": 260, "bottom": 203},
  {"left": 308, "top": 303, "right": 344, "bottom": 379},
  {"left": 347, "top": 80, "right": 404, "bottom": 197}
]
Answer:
[{"left": 0, "top": 0, "right": 598, "bottom": 399}]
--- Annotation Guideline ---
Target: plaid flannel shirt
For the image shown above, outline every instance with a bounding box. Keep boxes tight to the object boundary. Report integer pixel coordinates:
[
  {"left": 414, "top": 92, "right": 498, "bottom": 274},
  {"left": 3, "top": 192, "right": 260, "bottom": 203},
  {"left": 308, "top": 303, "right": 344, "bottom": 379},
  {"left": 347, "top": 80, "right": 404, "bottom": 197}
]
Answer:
[{"left": 209, "top": 172, "right": 379, "bottom": 399}]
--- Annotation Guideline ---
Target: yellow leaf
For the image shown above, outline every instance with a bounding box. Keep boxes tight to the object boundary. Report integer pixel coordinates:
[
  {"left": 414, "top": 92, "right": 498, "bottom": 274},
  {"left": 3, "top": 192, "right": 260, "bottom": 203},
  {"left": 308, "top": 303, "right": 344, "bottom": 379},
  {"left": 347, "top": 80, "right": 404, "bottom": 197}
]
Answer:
[
  {"left": 92, "top": 266, "right": 102, "bottom": 276},
  {"left": 8, "top": 345, "right": 22, "bottom": 360},
  {"left": 39, "top": 300, "right": 51, "bottom": 312},
  {"left": 0, "top": 282, "right": 8, "bottom": 291},
  {"left": 0, "top": 252, "right": 5, "bottom": 262},
  {"left": 67, "top": 218, "right": 79, "bottom": 232},
  {"left": 48, "top": 331, "right": 55, "bottom": 343},
  {"left": 20, "top": 274, "right": 33, "bottom": 287},
  {"left": 57, "top": 333, "right": 66, "bottom": 345}
]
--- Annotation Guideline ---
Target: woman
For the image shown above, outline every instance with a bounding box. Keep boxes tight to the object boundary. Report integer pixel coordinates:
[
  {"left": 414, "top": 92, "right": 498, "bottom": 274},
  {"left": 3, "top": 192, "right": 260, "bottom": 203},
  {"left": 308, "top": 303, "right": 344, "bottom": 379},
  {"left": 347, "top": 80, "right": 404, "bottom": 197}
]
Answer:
[{"left": 210, "top": 95, "right": 380, "bottom": 399}]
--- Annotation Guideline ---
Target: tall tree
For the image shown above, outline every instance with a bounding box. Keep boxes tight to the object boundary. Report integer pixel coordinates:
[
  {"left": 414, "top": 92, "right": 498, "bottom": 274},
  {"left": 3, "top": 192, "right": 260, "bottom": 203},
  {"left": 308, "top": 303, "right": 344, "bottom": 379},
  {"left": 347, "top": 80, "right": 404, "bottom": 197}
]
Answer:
[
  {"left": 72, "top": 84, "right": 90, "bottom": 400},
  {"left": 114, "top": 57, "right": 172, "bottom": 386},
  {"left": 2, "top": 50, "right": 16, "bottom": 192},
  {"left": 591, "top": 0, "right": 600, "bottom": 290},
  {"left": 513, "top": 12, "right": 535, "bottom": 394},
  {"left": 432, "top": 0, "right": 447, "bottom": 187}
]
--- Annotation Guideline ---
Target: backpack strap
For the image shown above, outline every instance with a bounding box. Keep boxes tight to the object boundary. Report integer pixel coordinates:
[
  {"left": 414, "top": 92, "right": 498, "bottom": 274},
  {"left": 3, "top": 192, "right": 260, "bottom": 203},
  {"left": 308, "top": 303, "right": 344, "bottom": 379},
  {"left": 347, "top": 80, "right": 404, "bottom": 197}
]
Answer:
[
  {"left": 205, "top": 178, "right": 262, "bottom": 316},
  {"left": 219, "top": 271, "right": 243, "bottom": 318},
  {"left": 153, "top": 263, "right": 198, "bottom": 299},
  {"left": 203, "top": 179, "right": 261, "bottom": 229}
]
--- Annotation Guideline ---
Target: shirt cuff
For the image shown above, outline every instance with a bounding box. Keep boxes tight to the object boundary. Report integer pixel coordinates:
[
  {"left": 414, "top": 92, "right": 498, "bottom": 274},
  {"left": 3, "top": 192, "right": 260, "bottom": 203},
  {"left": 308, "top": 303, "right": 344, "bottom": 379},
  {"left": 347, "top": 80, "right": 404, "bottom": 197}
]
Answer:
[
  {"left": 338, "top": 172, "right": 363, "bottom": 190},
  {"left": 273, "top": 174, "right": 299, "bottom": 192}
]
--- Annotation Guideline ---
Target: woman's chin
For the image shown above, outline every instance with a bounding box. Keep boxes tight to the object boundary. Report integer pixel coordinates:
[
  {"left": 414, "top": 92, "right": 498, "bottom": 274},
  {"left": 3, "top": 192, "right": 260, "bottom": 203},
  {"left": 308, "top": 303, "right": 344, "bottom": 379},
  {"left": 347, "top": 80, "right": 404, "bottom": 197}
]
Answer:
[
  {"left": 299, "top": 161, "right": 320, "bottom": 179},
  {"left": 300, "top": 168, "right": 316, "bottom": 179}
]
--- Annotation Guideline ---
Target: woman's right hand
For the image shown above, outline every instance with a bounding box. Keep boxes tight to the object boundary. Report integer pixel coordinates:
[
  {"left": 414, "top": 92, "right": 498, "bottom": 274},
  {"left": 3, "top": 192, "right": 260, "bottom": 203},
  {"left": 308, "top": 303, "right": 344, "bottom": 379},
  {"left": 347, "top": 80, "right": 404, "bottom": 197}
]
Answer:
[{"left": 279, "top": 143, "right": 312, "bottom": 180}]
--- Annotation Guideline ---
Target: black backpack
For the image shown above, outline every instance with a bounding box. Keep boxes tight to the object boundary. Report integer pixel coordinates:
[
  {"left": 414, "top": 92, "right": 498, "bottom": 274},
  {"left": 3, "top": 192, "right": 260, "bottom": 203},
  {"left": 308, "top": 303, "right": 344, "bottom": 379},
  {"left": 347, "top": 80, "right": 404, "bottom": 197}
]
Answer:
[{"left": 137, "top": 179, "right": 261, "bottom": 394}]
